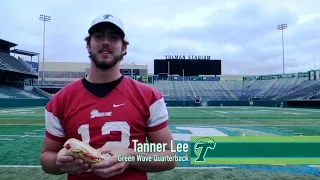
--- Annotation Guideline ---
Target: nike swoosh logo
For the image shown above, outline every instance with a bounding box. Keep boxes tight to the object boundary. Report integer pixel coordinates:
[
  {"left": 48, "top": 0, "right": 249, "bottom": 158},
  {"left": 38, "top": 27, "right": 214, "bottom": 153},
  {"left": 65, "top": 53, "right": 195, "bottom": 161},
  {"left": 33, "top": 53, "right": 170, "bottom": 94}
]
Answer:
[{"left": 113, "top": 103, "right": 126, "bottom": 107}]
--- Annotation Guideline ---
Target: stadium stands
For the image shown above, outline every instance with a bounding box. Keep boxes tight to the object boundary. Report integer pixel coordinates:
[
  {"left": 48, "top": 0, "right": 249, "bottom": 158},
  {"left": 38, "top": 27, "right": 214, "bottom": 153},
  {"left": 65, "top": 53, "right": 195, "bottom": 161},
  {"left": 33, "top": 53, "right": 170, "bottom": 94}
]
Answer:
[
  {"left": 0, "top": 84, "right": 46, "bottom": 98},
  {"left": 277, "top": 80, "right": 320, "bottom": 100},
  {"left": 149, "top": 75, "right": 320, "bottom": 101},
  {"left": 1, "top": 38, "right": 319, "bottom": 102},
  {"left": 0, "top": 42, "right": 49, "bottom": 99},
  {"left": 0, "top": 52, "right": 37, "bottom": 75}
]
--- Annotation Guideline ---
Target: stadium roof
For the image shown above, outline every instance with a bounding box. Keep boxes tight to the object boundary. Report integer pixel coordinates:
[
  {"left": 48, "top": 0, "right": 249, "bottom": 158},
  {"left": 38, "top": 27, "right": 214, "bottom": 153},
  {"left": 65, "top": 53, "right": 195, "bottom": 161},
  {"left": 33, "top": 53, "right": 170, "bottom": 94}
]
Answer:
[
  {"left": 10, "top": 49, "right": 39, "bottom": 56},
  {"left": 0, "top": 38, "right": 17, "bottom": 48}
]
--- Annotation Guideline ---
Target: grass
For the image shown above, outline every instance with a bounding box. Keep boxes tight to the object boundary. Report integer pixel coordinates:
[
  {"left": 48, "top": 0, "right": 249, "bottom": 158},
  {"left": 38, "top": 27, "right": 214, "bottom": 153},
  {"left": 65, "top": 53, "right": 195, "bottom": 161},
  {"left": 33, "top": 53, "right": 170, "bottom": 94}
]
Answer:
[
  {"left": 0, "top": 106, "right": 320, "bottom": 179},
  {"left": 1, "top": 168, "right": 320, "bottom": 180}
]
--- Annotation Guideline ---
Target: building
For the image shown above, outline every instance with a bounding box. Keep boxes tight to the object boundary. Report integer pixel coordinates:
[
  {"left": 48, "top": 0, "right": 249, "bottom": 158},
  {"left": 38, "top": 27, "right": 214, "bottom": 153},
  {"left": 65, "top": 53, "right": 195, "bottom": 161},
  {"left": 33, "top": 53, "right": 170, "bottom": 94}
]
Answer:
[{"left": 33, "top": 61, "right": 148, "bottom": 85}]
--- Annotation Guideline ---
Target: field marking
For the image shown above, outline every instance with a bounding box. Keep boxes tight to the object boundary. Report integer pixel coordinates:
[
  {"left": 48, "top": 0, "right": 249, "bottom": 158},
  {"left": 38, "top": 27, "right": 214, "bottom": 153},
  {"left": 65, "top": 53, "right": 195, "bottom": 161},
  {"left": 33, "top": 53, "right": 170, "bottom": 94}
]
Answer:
[
  {"left": 281, "top": 130, "right": 294, "bottom": 132},
  {"left": 0, "top": 107, "right": 43, "bottom": 111},
  {"left": 292, "top": 133, "right": 304, "bottom": 135},
  {"left": 0, "top": 138, "right": 14, "bottom": 141},
  {"left": 175, "top": 167, "right": 235, "bottom": 169},
  {"left": 174, "top": 124, "right": 319, "bottom": 127},
  {"left": 0, "top": 124, "right": 43, "bottom": 126},
  {"left": 309, "top": 165, "right": 320, "bottom": 168},
  {"left": 168, "top": 106, "right": 320, "bottom": 114},
  {"left": 0, "top": 135, "right": 43, "bottom": 138},
  {"left": 194, "top": 109, "right": 241, "bottom": 121},
  {"left": 280, "top": 108, "right": 320, "bottom": 113},
  {"left": 0, "top": 110, "right": 33, "bottom": 114},
  {"left": 1, "top": 124, "right": 319, "bottom": 127},
  {"left": 220, "top": 127, "right": 276, "bottom": 136},
  {"left": 0, "top": 165, "right": 41, "bottom": 168},
  {"left": 0, "top": 116, "right": 44, "bottom": 119},
  {"left": 173, "top": 126, "right": 227, "bottom": 141},
  {"left": 0, "top": 165, "right": 237, "bottom": 170},
  {"left": 0, "top": 165, "right": 305, "bottom": 169},
  {"left": 284, "top": 112, "right": 304, "bottom": 115}
]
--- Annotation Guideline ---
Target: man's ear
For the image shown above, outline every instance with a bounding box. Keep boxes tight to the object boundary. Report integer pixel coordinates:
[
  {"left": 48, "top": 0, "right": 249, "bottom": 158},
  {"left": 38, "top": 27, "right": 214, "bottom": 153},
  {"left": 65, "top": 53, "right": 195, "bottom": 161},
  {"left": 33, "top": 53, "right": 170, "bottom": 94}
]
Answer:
[
  {"left": 122, "top": 47, "right": 127, "bottom": 55},
  {"left": 86, "top": 44, "right": 90, "bottom": 52}
]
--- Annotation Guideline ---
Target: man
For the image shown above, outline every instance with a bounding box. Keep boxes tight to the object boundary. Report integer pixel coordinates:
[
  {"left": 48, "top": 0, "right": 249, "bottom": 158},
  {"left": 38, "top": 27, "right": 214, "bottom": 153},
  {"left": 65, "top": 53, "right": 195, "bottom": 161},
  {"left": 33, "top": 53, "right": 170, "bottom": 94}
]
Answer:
[{"left": 40, "top": 14, "right": 176, "bottom": 180}]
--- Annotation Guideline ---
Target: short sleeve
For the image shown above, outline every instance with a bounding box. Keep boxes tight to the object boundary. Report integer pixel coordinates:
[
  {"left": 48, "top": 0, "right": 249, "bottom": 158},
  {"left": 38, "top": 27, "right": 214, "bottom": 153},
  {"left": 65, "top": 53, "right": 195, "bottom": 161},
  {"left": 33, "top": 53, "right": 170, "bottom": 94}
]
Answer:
[
  {"left": 147, "top": 97, "right": 169, "bottom": 132},
  {"left": 44, "top": 94, "right": 66, "bottom": 142}
]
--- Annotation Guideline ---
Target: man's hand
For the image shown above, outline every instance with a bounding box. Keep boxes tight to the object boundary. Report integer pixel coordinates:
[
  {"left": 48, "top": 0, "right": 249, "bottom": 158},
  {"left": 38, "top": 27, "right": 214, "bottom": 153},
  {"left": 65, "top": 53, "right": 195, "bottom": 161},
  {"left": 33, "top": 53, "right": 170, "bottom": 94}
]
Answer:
[
  {"left": 56, "top": 148, "right": 90, "bottom": 174},
  {"left": 90, "top": 146, "right": 134, "bottom": 179}
]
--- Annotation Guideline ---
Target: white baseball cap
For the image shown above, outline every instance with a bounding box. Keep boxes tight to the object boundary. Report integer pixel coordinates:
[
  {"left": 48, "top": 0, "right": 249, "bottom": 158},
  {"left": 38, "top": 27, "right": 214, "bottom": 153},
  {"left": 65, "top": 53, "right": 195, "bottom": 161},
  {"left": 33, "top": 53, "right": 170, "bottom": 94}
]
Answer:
[{"left": 88, "top": 14, "right": 125, "bottom": 38}]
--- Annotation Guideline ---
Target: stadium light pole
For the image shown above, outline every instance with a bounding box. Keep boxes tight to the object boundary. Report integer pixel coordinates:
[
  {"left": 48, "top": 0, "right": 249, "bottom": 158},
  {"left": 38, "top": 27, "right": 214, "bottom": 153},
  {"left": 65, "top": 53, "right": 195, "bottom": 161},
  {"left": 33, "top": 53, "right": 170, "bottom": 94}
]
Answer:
[
  {"left": 39, "top": 14, "right": 51, "bottom": 85},
  {"left": 182, "top": 69, "right": 185, "bottom": 107},
  {"left": 277, "top": 23, "right": 287, "bottom": 74}
]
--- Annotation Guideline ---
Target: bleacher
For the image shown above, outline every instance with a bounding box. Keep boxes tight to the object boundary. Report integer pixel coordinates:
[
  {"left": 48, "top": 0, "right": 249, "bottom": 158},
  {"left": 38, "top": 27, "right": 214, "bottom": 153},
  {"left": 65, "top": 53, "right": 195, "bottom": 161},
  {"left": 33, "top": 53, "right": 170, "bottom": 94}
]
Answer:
[
  {"left": 0, "top": 52, "right": 37, "bottom": 76},
  {"left": 220, "top": 80, "right": 243, "bottom": 99},
  {"left": 190, "top": 81, "right": 233, "bottom": 100},
  {"left": 0, "top": 84, "right": 45, "bottom": 99},
  {"left": 0, "top": 38, "right": 51, "bottom": 100},
  {"left": 150, "top": 71, "right": 320, "bottom": 101},
  {"left": 278, "top": 80, "right": 320, "bottom": 100}
]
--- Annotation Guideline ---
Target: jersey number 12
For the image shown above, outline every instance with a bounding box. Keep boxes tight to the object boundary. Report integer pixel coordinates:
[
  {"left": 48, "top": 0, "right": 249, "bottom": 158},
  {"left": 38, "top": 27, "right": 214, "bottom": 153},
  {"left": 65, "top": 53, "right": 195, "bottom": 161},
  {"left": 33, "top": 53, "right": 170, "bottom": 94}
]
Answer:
[{"left": 77, "top": 121, "right": 130, "bottom": 148}]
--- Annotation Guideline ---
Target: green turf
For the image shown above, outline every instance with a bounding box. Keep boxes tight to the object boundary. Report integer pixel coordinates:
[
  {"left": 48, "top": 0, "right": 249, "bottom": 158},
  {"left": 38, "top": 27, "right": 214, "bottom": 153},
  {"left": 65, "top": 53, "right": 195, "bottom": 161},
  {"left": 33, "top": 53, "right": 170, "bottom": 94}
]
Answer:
[
  {"left": 0, "top": 106, "right": 320, "bottom": 180},
  {"left": 1, "top": 168, "right": 320, "bottom": 180},
  {"left": 0, "top": 137, "right": 43, "bottom": 165},
  {"left": 0, "top": 125, "right": 44, "bottom": 135}
]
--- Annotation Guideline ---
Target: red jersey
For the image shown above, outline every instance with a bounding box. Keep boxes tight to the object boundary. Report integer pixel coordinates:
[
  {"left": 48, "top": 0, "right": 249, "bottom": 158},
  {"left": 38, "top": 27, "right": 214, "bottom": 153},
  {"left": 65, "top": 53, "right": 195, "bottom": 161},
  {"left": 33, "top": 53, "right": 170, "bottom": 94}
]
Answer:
[{"left": 44, "top": 76, "right": 169, "bottom": 180}]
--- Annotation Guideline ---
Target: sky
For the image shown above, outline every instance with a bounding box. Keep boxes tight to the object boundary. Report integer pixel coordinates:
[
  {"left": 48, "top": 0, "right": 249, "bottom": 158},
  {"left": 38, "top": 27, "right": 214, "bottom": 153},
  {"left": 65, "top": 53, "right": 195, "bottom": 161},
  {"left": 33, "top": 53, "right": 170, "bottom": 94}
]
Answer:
[{"left": 0, "top": 0, "right": 319, "bottom": 75}]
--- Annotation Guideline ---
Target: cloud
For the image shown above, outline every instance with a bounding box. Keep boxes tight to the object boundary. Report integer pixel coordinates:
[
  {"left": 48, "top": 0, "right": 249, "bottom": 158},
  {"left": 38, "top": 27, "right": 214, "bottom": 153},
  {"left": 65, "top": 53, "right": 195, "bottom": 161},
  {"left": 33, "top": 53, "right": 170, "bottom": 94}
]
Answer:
[{"left": 0, "top": 0, "right": 319, "bottom": 75}]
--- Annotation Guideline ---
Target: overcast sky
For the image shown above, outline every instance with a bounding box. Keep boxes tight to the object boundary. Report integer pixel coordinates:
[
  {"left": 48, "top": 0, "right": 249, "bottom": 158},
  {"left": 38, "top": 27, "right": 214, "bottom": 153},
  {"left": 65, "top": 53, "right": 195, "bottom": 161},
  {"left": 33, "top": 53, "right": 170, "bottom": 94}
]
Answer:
[{"left": 0, "top": 0, "right": 319, "bottom": 75}]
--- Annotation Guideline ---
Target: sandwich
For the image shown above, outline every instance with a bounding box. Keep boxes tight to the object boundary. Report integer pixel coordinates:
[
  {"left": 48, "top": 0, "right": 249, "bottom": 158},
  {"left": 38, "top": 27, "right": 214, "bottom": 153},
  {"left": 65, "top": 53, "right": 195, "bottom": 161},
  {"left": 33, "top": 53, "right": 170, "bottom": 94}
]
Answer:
[{"left": 61, "top": 138, "right": 110, "bottom": 165}]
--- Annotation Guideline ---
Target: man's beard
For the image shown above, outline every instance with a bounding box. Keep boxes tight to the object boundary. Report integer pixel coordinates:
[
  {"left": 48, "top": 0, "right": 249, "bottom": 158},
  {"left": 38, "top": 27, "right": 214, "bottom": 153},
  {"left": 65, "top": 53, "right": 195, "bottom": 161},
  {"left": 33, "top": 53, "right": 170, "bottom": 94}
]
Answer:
[{"left": 89, "top": 52, "right": 123, "bottom": 70}]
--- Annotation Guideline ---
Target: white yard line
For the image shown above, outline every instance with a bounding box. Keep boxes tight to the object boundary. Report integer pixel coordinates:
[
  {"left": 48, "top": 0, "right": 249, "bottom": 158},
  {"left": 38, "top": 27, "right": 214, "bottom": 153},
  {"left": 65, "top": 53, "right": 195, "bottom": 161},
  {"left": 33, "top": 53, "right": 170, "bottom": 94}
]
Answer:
[
  {"left": 175, "top": 167, "right": 235, "bottom": 169},
  {"left": 0, "top": 135, "right": 43, "bottom": 138},
  {"left": 194, "top": 109, "right": 240, "bottom": 120},
  {"left": 0, "top": 138, "right": 14, "bottom": 141},
  {"left": 308, "top": 165, "right": 320, "bottom": 168},
  {"left": 0, "top": 165, "right": 237, "bottom": 170},
  {"left": 221, "top": 127, "right": 276, "bottom": 136},
  {"left": 0, "top": 124, "right": 43, "bottom": 126},
  {"left": 0, "top": 165, "right": 41, "bottom": 168},
  {"left": 0, "top": 107, "right": 43, "bottom": 110},
  {"left": 174, "top": 124, "right": 318, "bottom": 127}
]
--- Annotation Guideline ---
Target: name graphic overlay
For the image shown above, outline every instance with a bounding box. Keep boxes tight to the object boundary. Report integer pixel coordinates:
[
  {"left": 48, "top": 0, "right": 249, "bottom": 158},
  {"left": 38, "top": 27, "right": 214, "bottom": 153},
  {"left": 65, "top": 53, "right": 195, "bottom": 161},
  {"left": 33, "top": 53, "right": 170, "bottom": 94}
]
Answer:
[
  {"left": 117, "top": 140, "right": 190, "bottom": 162},
  {"left": 190, "top": 136, "right": 320, "bottom": 165}
]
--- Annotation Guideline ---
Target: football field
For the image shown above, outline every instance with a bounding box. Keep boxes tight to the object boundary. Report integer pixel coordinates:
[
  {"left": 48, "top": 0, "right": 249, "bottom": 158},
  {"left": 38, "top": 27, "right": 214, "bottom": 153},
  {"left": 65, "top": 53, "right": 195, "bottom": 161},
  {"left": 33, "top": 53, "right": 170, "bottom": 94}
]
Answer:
[{"left": 0, "top": 106, "right": 320, "bottom": 180}]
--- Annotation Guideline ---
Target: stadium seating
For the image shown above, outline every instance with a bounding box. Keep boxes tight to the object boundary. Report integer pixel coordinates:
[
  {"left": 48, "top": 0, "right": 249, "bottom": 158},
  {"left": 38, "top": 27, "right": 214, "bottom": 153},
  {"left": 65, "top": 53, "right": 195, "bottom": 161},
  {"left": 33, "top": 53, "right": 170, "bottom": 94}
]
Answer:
[
  {"left": 188, "top": 81, "right": 233, "bottom": 100},
  {"left": 17, "top": 57, "right": 38, "bottom": 75},
  {"left": 0, "top": 52, "right": 36, "bottom": 75},
  {"left": 151, "top": 77, "right": 320, "bottom": 101},
  {"left": 277, "top": 80, "right": 320, "bottom": 100},
  {"left": 309, "top": 92, "right": 320, "bottom": 100},
  {"left": 271, "top": 78, "right": 318, "bottom": 100},
  {"left": 0, "top": 84, "right": 46, "bottom": 99},
  {"left": 219, "top": 80, "right": 243, "bottom": 99}
]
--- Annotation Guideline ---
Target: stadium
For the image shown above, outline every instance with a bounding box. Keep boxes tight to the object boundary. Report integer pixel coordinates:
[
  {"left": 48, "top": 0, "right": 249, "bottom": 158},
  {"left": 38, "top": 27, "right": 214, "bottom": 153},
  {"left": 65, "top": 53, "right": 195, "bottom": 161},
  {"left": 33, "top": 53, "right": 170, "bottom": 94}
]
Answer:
[{"left": 1, "top": 37, "right": 320, "bottom": 180}]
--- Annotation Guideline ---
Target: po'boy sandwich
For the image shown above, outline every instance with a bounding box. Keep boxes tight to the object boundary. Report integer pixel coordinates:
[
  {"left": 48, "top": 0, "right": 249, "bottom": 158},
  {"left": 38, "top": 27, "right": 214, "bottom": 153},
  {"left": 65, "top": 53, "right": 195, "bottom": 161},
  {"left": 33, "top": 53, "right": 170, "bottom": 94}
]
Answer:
[{"left": 61, "top": 138, "right": 110, "bottom": 165}]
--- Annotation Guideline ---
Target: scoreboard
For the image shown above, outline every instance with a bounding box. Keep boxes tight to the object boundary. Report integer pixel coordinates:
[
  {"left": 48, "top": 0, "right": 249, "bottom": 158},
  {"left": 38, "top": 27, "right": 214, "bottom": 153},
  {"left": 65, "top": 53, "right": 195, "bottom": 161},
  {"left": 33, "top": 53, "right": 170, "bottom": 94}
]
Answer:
[{"left": 154, "top": 59, "right": 221, "bottom": 76}]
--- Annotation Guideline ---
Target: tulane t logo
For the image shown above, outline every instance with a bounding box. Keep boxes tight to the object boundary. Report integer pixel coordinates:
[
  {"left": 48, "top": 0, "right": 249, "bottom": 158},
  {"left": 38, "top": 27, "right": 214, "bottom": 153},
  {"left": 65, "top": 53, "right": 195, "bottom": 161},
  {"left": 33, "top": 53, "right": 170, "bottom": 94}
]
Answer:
[
  {"left": 103, "top": 14, "right": 113, "bottom": 19},
  {"left": 194, "top": 137, "right": 216, "bottom": 162}
]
